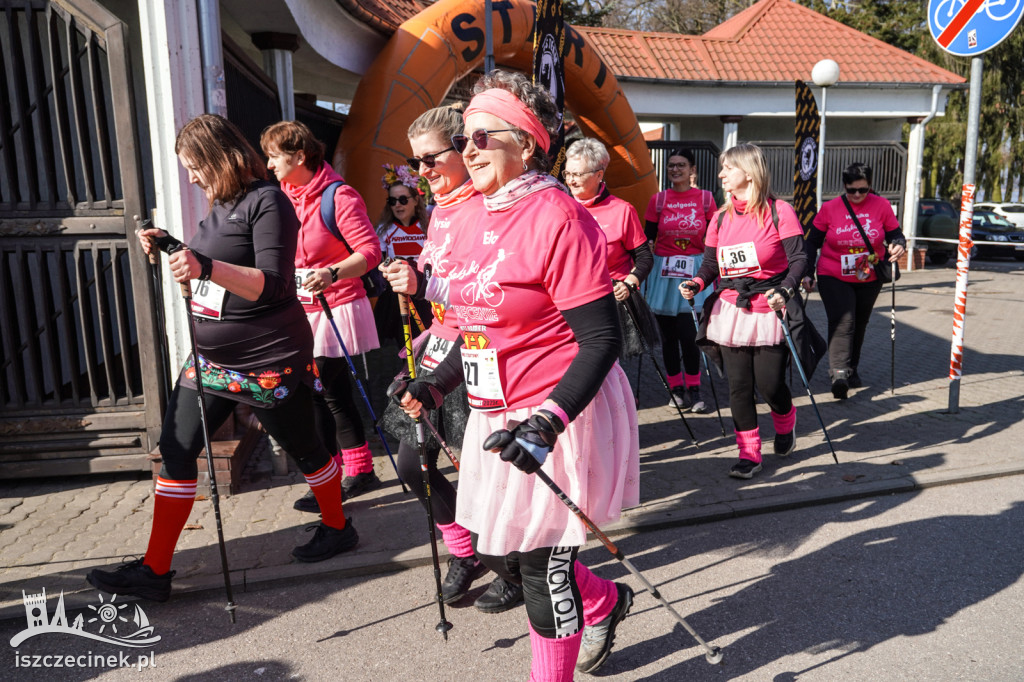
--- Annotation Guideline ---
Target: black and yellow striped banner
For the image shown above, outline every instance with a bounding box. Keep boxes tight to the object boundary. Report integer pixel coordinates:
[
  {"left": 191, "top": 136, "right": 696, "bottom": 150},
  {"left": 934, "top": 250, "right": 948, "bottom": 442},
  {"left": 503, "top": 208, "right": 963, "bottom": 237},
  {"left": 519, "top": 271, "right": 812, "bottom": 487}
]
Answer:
[{"left": 794, "top": 80, "right": 819, "bottom": 237}]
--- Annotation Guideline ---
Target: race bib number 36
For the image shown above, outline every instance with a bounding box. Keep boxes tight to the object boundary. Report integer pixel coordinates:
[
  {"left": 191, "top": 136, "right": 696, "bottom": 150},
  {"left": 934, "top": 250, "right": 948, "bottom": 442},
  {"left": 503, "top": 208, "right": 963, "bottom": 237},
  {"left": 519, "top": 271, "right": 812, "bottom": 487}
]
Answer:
[
  {"left": 719, "top": 242, "right": 760, "bottom": 278},
  {"left": 461, "top": 347, "right": 507, "bottom": 411},
  {"left": 190, "top": 279, "right": 227, "bottom": 320}
]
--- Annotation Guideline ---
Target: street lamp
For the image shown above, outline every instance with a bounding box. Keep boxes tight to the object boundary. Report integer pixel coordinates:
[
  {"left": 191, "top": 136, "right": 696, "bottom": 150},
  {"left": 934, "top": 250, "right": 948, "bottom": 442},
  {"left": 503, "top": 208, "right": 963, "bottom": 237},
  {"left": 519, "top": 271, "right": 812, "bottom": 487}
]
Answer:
[{"left": 812, "top": 59, "right": 840, "bottom": 209}]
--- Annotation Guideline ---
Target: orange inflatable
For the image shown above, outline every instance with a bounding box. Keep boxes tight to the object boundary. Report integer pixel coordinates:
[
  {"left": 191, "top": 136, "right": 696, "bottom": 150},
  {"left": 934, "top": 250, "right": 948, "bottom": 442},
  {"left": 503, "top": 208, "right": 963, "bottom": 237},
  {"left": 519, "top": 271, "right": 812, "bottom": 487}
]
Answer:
[{"left": 338, "top": 0, "right": 657, "bottom": 220}]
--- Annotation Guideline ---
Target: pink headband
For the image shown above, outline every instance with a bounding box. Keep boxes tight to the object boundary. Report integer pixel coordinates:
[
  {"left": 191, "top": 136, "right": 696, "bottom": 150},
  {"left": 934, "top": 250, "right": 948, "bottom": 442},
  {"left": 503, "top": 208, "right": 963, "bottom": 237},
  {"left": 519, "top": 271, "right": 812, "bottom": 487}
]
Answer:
[{"left": 464, "top": 88, "right": 551, "bottom": 153}]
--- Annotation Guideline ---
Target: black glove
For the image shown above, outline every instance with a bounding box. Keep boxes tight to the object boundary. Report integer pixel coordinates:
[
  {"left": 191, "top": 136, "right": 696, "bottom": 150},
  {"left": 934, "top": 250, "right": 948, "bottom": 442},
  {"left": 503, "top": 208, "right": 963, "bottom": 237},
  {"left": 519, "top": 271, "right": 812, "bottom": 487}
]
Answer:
[
  {"left": 152, "top": 231, "right": 184, "bottom": 254},
  {"left": 387, "top": 375, "right": 446, "bottom": 411},
  {"left": 481, "top": 409, "right": 565, "bottom": 475}
]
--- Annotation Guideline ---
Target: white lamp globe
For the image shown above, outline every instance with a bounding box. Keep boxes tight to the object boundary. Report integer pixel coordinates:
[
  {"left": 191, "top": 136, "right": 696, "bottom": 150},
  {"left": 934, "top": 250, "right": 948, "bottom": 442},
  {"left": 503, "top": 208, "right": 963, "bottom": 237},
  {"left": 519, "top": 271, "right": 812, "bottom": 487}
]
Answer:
[{"left": 812, "top": 59, "right": 840, "bottom": 87}]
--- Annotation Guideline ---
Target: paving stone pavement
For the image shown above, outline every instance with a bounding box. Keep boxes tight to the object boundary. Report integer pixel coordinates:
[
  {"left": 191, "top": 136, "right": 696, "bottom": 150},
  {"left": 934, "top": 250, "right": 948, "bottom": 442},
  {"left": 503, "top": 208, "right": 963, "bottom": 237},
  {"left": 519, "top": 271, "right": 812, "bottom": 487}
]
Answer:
[{"left": 2, "top": 262, "right": 1022, "bottom": 622}]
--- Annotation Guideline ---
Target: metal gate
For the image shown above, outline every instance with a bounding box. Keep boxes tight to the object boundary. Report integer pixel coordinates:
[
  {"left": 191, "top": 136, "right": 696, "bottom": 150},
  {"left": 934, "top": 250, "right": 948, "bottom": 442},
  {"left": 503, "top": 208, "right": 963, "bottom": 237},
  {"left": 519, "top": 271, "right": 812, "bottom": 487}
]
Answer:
[{"left": 0, "top": 0, "right": 164, "bottom": 477}]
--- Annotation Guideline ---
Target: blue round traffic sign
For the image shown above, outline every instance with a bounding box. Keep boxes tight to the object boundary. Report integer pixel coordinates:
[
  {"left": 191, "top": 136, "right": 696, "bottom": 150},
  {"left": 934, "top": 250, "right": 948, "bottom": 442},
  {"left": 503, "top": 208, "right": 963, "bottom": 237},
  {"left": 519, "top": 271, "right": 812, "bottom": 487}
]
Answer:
[{"left": 929, "top": 0, "right": 1024, "bottom": 56}]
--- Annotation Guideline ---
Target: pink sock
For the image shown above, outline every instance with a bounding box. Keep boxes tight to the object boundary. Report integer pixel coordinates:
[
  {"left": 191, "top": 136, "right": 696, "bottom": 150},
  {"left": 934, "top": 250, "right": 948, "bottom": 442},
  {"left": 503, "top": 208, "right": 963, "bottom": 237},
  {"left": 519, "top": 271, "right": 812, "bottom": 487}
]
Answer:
[
  {"left": 684, "top": 372, "right": 701, "bottom": 388},
  {"left": 771, "top": 405, "right": 796, "bottom": 435},
  {"left": 574, "top": 562, "right": 618, "bottom": 625},
  {"left": 341, "top": 442, "right": 374, "bottom": 476},
  {"left": 736, "top": 427, "right": 762, "bottom": 463},
  {"left": 437, "top": 521, "right": 474, "bottom": 558},
  {"left": 667, "top": 372, "right": 683, "bottom": 389},
  {"left": 528, "top": 623, "right": 583, "bottom": 682}
]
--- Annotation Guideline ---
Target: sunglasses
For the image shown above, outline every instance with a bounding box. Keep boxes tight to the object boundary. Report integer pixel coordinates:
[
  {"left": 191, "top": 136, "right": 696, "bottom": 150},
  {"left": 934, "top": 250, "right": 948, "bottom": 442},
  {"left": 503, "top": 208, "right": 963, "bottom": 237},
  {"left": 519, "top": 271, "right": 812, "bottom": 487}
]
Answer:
[
  {"left": 845, "top": 187, "right": 871, "bottom": 195},
  {"left": 407, "top": 146, "right": 455, "bottom": 171},
  {"left": 387, "top": 195, "right": 413, "bottom": 206},
  {"left": 451, "top": 129, "right": 514, "bottom": 154}
]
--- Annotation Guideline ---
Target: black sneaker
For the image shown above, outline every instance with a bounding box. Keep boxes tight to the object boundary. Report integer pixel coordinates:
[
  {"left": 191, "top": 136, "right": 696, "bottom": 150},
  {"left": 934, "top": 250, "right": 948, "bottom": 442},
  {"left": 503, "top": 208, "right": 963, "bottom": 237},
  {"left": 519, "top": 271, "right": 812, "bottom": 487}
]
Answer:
[
  {"left": 441, "top": 555, "right": 490, "bottom": 604},
  {"left": 341, "top": 472, "right": 382, "bottom": 499},
  {"left": 774, "top": 431, "right": 796, "bottom": 457},
  {"left": 668, "top": 386, "right": 687, "bottom": 409},
  {"left": 576, "top": 582, "right": 634, "bottom": 674},
  {"left": 291, "top": 520, "right": 359, "bottom": 562},
  {"left": 686, "top": 386, "right": 707, "bottom": 413},
  {"left": 86, "top": 558, "right": 174, "bottom": 603},
  {"left": 831, "top": 370, "right": 850, "bottom": 400},
  {"left": 848, "top": 370, "right": 863, "bottom": 388},
  {"left": 729, "top": 459, "right": 762, "bottom": 479},
  {"left": 474, "top": 576, "right": 525, "bottom": 613}
]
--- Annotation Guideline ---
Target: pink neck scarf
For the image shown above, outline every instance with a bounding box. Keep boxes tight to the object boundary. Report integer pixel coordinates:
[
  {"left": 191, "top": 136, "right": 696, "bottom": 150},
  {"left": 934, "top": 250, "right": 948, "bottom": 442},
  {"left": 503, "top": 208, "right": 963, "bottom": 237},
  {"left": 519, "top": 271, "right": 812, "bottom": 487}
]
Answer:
[
  {"left": 464, "top": 89, "right": 551, "bottom": 152},
  {"left": 483, "top": 171, "right": 563, "bottom": 212}
]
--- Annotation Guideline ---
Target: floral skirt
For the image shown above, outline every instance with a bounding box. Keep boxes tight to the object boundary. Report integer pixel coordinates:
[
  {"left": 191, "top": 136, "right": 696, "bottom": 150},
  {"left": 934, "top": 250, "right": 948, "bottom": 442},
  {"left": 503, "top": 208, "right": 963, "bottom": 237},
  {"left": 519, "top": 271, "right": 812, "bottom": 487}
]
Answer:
[{"left": 178, "top": 354, "right": 321, "bottom": 408}]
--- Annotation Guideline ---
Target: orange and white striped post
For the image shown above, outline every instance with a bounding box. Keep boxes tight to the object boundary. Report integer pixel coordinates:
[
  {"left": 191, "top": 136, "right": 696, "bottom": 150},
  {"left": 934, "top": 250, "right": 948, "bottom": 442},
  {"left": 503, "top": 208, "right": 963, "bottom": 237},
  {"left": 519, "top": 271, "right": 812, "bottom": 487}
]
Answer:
[{"left": 947, "top": 183, "right": 975, "bottom": 413}]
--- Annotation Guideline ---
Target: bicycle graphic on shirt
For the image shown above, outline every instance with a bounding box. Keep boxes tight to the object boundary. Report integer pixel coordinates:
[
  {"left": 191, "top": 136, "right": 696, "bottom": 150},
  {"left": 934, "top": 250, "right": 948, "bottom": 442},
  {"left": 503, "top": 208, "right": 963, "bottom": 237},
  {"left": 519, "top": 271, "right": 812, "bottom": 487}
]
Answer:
[
  {"left": 461, "top": 249, "right": 506, "bottom": 307},
  {"left": 933, "top": 0, "right": 1021, "bottom": 31}
]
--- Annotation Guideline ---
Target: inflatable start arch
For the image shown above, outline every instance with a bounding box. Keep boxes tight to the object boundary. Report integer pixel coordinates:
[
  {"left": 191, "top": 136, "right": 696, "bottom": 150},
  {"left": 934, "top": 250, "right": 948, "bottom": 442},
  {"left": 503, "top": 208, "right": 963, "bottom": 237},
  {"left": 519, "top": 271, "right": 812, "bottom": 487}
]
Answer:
[{"left": 338, "top": 0, "right": 658, "bottom": 219}]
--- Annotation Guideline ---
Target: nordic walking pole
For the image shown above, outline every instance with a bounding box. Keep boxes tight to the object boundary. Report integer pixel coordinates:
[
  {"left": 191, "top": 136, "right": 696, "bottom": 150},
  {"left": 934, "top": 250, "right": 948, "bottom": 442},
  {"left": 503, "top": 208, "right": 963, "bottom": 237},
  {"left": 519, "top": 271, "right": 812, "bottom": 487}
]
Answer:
[
  {"left": 481, "top": 429, "right": 723, "bottom": 664},
  {"left": 618, "top": 300, "right": 698, "bottom": 445},
  {"left": 686, "top": 305, "right": 726, "bottom": 437},
  {"left": 399, "top": 293, "right": 453, "bottom": 641},
  {"left": 172, "top": 249, "right": 237, "bottom": 624},
  {"left": 137, "top": 218, "right": 171, "bottom": 406},
  {"left": 774, "top": 308, "right": 838, "bottom": 464},
  {"left": 890, "top": 262, "right": 896, "bottom": 396},
  {"left": 316, "top": 294, "right": 408, "bottom": 493}
]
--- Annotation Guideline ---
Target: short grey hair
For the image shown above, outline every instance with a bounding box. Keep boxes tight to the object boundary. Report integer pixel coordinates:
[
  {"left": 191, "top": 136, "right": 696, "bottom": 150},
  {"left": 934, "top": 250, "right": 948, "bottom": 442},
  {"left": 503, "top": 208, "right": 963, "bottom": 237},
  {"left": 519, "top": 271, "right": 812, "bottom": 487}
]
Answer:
[{"left": 565, "top": 138, "right": 609, "bottom": 172}]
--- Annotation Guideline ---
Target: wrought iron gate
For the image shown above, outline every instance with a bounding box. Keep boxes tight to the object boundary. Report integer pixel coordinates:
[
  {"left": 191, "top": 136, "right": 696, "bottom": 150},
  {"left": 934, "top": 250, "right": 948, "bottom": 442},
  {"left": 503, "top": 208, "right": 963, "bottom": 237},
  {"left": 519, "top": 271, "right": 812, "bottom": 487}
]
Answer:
[{"left": 0, "top": 0, "right": 164, "bottom": 476}]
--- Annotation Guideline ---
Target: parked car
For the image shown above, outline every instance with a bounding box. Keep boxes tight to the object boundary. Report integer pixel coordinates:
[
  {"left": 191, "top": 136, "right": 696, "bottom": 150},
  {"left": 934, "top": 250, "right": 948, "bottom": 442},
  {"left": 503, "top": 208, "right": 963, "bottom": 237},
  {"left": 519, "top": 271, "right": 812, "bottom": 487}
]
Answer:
[
  {"left": 974, "top": 202, "right": 1024, "bottom": 228},
  {"left": 971, "top": 211, "right": 1024, "bottom": 261},
  {"left": 917, "top": 199, "right": 959, "bottom": 265}
]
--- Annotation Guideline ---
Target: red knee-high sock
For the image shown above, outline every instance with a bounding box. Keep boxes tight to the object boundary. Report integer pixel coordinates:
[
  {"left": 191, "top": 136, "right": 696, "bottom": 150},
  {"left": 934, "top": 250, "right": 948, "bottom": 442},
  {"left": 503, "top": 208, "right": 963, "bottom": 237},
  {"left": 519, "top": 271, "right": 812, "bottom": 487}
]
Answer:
[
  {"left": 575, "top": 562, "right": 618, "bottom": 625},
  {"left": 528, "top": 623, "right": 583, "bottom": 682},
  {"left": 304, "top": 459, "right": 347, "bottom": 530},
  {"left": 143, "top": 477, "right": 197, "bottom": 575}
]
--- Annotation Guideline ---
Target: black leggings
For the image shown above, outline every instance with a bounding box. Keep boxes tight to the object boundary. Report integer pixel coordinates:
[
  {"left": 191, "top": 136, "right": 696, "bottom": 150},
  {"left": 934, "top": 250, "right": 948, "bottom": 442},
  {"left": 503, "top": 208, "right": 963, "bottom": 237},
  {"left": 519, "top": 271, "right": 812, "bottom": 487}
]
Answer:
[
  {"left": 395, "top": 437, "right": 458, "bottom": 526},
  {"left": 158, "top": 381, "right": 330, "bottom": 480},
  {"left": 472, "top": 535, "right": 584, "bottom": 639},
  {"left": 720, "top": 344, "right": 792, "bottom": 432},
  {"left": 656, "top": 313, "right": 700, "bottom": 377},
  {"left": 314, "top": 356, "right": 366, "bottom": 453},
  {"left": 816, "top": 276, "right": 883, "bottom": 377}
]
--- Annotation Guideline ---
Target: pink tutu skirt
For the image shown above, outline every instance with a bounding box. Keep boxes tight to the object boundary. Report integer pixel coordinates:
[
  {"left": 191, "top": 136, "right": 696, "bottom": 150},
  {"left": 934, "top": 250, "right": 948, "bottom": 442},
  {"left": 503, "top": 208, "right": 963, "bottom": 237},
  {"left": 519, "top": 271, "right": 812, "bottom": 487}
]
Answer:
[
  {"left": 306, "top": 296, "right": 379, "bottom": 357},
  {"left": 706, "top": 296, "right": 785, "bottom": 348},
  {"left": 456, "top": 363, "right": 640, "bottom": 556}
]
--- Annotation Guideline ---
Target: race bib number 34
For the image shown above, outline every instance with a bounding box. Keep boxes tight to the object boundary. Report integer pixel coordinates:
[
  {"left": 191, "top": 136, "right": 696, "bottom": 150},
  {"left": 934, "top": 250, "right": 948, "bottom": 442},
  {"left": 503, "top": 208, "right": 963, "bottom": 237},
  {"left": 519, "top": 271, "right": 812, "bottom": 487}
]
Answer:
[
  {"left": 421, "top": 336, "right": 454, "bottom": 372},
  {"left": 719, "top": 242, "right": 760, "bottom": 278},
  {"left": 461, "top": 347, "right": 507, "bottom": 411}
]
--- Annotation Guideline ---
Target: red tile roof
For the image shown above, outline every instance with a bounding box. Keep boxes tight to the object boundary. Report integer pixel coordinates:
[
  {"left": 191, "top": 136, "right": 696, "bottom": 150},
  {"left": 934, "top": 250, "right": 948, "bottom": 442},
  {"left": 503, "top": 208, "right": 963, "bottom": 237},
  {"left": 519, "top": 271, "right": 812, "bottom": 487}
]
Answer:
[{"left": 339, "top": 0, "right": 963, "bottom": 85}]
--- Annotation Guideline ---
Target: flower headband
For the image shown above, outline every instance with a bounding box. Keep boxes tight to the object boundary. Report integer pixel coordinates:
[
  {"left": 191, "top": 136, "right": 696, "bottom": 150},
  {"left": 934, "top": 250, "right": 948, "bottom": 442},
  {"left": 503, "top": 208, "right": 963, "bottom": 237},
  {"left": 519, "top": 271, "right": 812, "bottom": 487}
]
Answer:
[{"left": 381, "top": 162, "right": 430, "bottom": 199}]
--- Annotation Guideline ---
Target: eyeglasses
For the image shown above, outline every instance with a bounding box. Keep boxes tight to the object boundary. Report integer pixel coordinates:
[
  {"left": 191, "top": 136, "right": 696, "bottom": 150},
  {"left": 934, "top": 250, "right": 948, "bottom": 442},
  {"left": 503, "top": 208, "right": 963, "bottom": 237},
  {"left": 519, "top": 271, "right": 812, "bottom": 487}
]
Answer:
[
  {"left": 667, "top": 163, "right": 688, "bottom": 170},
  {"left": 845, "top": 187, "right": 871, "bottom": 195},
  {"left": 562, "top": 169, "right": 599, "bottom": 181},
  {"left": 451, "top": 129, "right": 514, "bottom": 154},
  {"left": 407, "top": 146, "right": 455, "bottom": 171},
  {"left": 387, "top": 195, "right": 412, "bottom": 207}
]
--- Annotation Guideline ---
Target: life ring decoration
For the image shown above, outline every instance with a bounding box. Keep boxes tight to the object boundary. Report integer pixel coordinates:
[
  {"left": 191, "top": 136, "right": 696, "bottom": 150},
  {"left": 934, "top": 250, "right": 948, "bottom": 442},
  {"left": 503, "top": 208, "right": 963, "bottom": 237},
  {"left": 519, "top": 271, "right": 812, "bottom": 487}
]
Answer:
[{"left": 338, "top": 0, "right": 657, "bottom": 220}]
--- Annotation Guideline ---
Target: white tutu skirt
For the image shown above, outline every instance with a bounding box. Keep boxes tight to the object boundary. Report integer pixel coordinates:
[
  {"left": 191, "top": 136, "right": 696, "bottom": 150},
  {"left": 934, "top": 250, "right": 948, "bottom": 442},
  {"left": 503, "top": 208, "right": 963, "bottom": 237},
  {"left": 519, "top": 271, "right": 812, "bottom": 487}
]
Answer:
[
  {"left": 306, "top": 296, "right": 380, "bottom": 357},
  {"left": 456, "top": 363, "right": 640, "bottom": 556},
  {"left": 705, "top": 296, "right": 785, "bottom": 348}
]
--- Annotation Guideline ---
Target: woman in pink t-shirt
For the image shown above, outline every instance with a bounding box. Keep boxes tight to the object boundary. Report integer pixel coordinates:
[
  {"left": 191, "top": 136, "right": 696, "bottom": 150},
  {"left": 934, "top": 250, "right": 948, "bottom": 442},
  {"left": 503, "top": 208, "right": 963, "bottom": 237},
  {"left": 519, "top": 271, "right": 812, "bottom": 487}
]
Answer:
[
  {"left": 644, "top": 149, "right": 718, "bottom": 412},
  {"left": 564, "top": 138, "right": 655, "bottom": 360},
  {"left": 803, "top": 163, "right": 906, "bottom": 399},
  {"left": 261, "top": 121, "right": 383, "bottom": 504},
  {"left": 681, "top": 143, "right": 807, "bottom": 480},
  {"left": 392, "top": 71, "right": 639, "bottom": 680}
]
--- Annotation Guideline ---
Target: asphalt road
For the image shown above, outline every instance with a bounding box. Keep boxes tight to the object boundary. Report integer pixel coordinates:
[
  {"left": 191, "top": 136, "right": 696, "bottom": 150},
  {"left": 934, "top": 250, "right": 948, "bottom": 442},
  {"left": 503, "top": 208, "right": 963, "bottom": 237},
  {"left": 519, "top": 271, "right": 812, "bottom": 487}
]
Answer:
[{"left": 4, "top": 474, "right": 1023, "bottom": 681}]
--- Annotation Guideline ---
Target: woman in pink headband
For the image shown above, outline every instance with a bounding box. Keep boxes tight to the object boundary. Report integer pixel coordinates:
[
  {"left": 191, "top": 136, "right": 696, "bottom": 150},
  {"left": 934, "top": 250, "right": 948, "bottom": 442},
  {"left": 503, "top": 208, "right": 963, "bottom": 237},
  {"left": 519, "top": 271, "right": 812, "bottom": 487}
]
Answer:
[{"left": 393, "top": 70, "right": 640, "bottom": 679}]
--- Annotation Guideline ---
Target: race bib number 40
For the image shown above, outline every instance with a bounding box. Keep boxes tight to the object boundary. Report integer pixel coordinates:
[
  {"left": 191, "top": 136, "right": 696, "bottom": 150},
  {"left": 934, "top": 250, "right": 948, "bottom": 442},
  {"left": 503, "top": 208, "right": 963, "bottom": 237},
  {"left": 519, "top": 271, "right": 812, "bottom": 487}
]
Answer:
[
  {"left": 661, "top": 254, "right": 697, "bottom": 279},
  {"left": 718, "top": 242, "right": 760, "bottom": 278},
  {"left": 461, "top": 346, "right": 506, "bottom": 411},
  {"left": 190, "top": 279, "right": 228, "bottom": 320}
]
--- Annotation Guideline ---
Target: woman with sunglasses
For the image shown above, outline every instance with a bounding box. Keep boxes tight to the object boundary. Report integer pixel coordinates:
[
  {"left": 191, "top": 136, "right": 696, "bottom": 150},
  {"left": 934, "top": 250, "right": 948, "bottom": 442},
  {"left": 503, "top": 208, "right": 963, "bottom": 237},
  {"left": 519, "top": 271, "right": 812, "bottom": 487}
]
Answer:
[
  {"left": 564, "top": 138, "right": 655, "bottom": 360},
  {"left": 379, "top": 105, "right": 522, "bottom": 611},
  {"left": 260, "top": 121, "right": 384, "bottom": 503},
  {"left": 680, "top": 143, "right": 806, "bottom": 480},
  {"left": 373, "top": 168, "right": 433, "bottom": 347},
  {"left": 643, "top": 148, "right": 717, "bottom": 413},
  {"left": 88, "top": 115, "right": 357, "bottom": 602},
  {"left": 802, "top": 162, "right": 906, "bottom": 399},
  {"left": 392, "top": 70, "right": 639, "bottom": 679}
]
